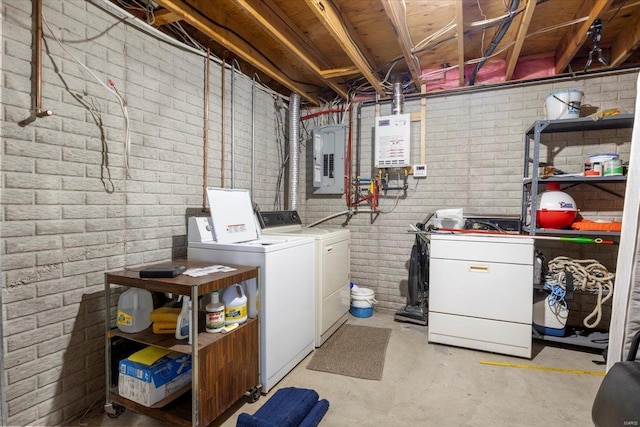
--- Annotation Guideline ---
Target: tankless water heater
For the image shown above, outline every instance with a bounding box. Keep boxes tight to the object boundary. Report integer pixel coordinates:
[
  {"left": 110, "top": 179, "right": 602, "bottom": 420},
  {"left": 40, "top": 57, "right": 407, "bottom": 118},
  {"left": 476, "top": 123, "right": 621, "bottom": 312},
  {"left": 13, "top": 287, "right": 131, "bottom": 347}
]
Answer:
[{"left": 374, "top": 113, "right": 411, "bottom": 168}]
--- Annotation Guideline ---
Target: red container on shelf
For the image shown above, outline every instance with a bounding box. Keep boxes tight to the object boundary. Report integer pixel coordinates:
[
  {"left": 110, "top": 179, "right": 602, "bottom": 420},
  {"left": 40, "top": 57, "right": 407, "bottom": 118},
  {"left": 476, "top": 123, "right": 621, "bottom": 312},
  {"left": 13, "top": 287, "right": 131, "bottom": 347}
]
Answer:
[{"left": 536, "top": 182, "right": 577, "bottom": 229}]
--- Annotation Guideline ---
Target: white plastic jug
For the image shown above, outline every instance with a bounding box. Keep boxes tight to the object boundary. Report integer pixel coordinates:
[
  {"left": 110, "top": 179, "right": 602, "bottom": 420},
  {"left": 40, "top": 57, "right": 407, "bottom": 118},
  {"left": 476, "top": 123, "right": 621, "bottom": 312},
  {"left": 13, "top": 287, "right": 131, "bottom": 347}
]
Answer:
[
  {"left": 243, "top": 280, "right": 259, "bottom": 318},
  {"left": 222, "top": 284, "right": 248, "bottom": 325},
  {"left": 117, "top": 288, "right": 153, "bottom": 333}
]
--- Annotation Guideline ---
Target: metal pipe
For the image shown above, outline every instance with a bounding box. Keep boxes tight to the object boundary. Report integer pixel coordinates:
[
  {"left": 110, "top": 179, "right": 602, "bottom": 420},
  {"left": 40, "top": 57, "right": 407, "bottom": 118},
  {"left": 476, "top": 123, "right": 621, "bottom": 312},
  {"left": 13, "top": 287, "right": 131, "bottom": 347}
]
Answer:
[
  {"left": 202, "top": 49, "right": 210, "bottom": 210},
  {"left": 19, "top": 0, "right": 52, "bottom": 127},
  {"left": 231, "top": 61, "right": 235, "bottom": 189},
  {"left": 288, "top": 93, "right": 301, "bottom": 210},
  {"left": 392, "top": 81, "right": 403, "bottom": 115},
  {"left": 355, "top": 103, "right": 362, "bottom": 204},
  {"left": 251, "top": 77, "right": 256, "bottom": 196},
  {"left": 220, "top": 58, "right": 226, "bottom": 188},
  {"left": 36, "top": 0, "right": 43, "bottom": 114},
  {"left": 35, "top": 0, "right": 52, "bottom": 119},
  {"left": 345, "top": 105, "right": 352, "bottom": 207}
]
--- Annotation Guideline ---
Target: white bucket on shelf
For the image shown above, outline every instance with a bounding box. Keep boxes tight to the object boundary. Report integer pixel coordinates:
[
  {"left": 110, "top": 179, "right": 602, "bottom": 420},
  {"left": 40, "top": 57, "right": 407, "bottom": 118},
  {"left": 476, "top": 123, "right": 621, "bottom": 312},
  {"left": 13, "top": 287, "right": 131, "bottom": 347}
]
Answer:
[{"left": 544, "top": 89, "right": 584, "bottom": 120}]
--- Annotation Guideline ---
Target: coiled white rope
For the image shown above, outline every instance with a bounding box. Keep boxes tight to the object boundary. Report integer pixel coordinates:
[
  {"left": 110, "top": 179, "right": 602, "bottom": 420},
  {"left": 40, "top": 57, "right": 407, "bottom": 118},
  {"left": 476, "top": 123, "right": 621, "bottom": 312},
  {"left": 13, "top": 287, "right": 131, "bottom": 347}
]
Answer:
[{"left": 547, "top": 256, "right": 615, "bottom": 329}]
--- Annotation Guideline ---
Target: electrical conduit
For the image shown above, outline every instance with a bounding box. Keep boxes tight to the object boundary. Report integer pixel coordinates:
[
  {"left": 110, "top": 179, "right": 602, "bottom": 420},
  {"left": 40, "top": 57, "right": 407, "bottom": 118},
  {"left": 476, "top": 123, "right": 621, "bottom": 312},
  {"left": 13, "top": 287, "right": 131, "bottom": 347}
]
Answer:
[{"left": 202, "top": 49, "right": 210, "bottom": 210}]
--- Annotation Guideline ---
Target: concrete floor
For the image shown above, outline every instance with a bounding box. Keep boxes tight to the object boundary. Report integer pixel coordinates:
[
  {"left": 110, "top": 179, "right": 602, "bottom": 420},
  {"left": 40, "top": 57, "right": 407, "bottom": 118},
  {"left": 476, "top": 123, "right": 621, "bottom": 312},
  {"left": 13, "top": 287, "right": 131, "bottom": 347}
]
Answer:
[{"left": 76, "top": 309, "right": 605, "bottom": 426}]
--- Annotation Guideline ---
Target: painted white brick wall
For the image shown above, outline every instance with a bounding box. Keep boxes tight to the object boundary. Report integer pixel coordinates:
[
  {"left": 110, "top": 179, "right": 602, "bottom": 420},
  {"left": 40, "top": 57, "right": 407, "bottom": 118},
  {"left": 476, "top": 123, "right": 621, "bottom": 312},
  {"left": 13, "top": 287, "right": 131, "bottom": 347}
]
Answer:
[
  {"left": 1, "top": 1, "right": 283, "bottom": 425},
  {"left": 1, "top": 0, "right": 637, "bottom": 425},
  {"left": 302, "top": 72, "right": 637, "bottom": 311}
]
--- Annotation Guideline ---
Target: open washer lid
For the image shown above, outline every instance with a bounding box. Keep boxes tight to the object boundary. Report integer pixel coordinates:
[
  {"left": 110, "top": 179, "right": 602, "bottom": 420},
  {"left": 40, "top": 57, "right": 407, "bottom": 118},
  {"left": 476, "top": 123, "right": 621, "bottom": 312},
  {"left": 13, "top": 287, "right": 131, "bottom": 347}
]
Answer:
[{"left": 206, "top": 187, "right": 259, "bottom": 244}]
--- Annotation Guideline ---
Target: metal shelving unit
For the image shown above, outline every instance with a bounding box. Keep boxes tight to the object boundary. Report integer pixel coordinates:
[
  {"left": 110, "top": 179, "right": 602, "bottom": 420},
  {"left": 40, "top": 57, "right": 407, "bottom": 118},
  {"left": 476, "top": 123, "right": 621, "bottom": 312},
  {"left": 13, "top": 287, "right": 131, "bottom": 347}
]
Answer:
[
  {"left": 521, "top": 114, "right": 634, "bottom": 351},
  {"left": 521, "top": 113, "right": 634, "bottom": 236}
]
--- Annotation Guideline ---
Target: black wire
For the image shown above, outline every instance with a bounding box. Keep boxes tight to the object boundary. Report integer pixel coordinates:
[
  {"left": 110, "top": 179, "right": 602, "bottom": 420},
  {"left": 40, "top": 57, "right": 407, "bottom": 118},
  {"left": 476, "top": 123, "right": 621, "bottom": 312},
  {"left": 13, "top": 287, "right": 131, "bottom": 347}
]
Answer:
[{"left": 469, "top": 0, "right": 521, "bottom": 85}]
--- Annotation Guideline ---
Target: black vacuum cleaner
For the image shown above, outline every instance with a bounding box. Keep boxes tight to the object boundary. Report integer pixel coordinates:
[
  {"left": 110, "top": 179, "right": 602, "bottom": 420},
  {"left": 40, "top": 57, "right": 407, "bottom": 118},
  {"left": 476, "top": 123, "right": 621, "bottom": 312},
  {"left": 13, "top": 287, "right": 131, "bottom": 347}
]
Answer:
[{"left": 394, "top": 220, "right": 430, "bottom": 325}]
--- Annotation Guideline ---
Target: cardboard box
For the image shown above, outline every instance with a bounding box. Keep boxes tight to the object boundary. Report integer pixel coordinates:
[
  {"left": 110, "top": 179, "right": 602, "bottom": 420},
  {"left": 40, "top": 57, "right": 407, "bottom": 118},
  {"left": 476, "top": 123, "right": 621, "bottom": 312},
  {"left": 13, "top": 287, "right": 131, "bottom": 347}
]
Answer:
[{"left": 118, "top": 349, "right": 192, "bottom": 407}]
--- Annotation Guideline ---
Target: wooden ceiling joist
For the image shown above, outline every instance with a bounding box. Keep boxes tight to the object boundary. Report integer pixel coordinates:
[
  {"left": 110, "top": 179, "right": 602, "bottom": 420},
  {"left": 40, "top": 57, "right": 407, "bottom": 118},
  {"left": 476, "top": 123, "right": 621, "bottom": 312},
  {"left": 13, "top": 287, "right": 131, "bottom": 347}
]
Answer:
[
  {"left": 319, "top": 66, "right": 360, "bottom": 79},
  {"left": 381, "top": 0, "right": 423, "bottom": 88},
  {"left": 554, "top": 0, "right": 614, "bottom": 74},
  {"left": 153, "top": 8, "right": 182, "bottom": 27},
  {"left": 609, "top": 14, "right": 640, "bottom": 67},
  {"left": 155, "top": 0, "right": 320, "bottom": 104},
  {"left": 505, "top": 0, "right": 537, "bottom": 80},
  {"left": 229, "top": 0, "right": 349, "bottom": 99},
  {"left": 303, "top": 0, "right": 386, "bottom": 97}
]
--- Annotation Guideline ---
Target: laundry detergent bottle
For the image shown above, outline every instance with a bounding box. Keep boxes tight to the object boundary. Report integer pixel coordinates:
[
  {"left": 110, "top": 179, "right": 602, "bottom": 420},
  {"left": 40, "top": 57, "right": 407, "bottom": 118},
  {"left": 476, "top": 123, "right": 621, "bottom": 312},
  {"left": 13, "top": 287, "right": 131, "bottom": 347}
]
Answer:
[
  {"left": 205, "top": 291, "right": 225, "bottom": 333},
  {"left": 222, "top": 284, "right": 247, "bottom": 325},
  {"left": 117, "top": 288, "right": 153, "bottom": 333},
  {"left": 175, "top": 296, "right": 192, "bottom": 343}
]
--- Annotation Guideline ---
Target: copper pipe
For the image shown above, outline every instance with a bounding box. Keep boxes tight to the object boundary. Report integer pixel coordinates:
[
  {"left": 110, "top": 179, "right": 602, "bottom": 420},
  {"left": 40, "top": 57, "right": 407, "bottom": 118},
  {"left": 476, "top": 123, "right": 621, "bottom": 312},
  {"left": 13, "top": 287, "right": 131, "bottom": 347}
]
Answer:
[
  {"left": 202, "top": 49, "right": 210, "bottom": 211},
  {"left": 36, "top": 0, "right": 43, "bottom": 114},
  {"left": 34, "top": 0, "right": 51, "bottom": 118},
  {"left": 19, "top": 0, "right": 52, "bottom": 127}
]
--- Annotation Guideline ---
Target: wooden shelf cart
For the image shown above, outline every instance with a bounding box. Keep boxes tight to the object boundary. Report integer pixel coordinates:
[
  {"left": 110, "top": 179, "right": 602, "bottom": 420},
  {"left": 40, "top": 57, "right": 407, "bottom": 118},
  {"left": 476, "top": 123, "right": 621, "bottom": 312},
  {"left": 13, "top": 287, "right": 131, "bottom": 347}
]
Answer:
[{"left": 104, "top": 260, "right": 261, "bottom": 426}]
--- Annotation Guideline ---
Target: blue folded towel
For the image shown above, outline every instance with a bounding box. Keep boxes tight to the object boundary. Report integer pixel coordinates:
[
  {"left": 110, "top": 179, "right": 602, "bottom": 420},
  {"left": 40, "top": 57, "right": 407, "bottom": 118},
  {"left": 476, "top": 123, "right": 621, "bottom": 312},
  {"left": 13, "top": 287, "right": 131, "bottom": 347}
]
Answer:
[
  {"left": 300, "top": 399, "right": 329, "bottom": 427},
  {"left": 237, "top": 387, "right": 329, "bottom": 427}
]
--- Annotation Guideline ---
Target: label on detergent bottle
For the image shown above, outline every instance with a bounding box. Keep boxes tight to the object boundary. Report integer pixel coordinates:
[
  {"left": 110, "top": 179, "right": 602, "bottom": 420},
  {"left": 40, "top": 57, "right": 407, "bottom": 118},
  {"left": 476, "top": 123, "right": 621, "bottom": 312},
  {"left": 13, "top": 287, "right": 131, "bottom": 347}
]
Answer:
[
  {"left": 117, "top": 311, "right": 133, "bottom": 327},
  {"left": 206, "top": 310, "right": 225, "bottom": 332},
  {"left": 225, "top": 305, "right": 247, "bottom": 323}
]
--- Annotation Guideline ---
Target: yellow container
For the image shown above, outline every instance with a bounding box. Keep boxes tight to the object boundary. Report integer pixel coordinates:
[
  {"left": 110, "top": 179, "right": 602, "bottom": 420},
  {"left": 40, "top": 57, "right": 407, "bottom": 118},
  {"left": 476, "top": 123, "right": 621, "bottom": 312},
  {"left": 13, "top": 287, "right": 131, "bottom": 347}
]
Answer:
[{"left": 222, "top": 284, "right": 247, "bottom": 325}]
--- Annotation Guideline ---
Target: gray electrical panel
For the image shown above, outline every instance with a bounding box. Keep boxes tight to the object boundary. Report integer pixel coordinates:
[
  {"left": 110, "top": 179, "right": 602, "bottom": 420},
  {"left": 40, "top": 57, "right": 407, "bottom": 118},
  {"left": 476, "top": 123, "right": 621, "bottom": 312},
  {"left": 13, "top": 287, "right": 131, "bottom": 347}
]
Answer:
[{"left": 312, "top": 124, "right": 347, "bottom": 194}]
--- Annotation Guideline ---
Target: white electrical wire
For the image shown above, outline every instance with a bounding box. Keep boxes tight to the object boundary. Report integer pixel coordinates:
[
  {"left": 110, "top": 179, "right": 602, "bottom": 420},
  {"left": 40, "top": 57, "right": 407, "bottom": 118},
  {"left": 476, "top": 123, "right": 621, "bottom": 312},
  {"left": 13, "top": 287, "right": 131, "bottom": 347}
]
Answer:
[
  {"left": 476, "top": 0, "right": 488, "bottom": 56},
  {"left": 400, "top": 0, "right": 415, "bottom": 47},
  {"left": 413, "top": 17, "right": 456, "bottom": 53},
  {"left": 462, "top": 15, "right": 591, "bottom": 70},
  {"left": 420, "top": 64, "right": 459, "bottom": 80},
  {"left": 42, "top": 12, "right": 132, "bottom": 179},
  {"left": 167, "top": 21, "right": 208, "bottom": 52},
  {"left": 90, "top": 0, "right": 288, "bottom": 102},
  {"left": 468, "top": 4, "right": 527, "bottom": 28}
]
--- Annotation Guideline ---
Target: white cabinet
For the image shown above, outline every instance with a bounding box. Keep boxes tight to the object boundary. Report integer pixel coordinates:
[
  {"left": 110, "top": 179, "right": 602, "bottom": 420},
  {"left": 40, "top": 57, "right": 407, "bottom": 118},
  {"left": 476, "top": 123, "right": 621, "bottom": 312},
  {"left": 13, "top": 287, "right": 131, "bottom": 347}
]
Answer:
[{"left": 428, "top": 234, "right": 534, "bottom": 358}]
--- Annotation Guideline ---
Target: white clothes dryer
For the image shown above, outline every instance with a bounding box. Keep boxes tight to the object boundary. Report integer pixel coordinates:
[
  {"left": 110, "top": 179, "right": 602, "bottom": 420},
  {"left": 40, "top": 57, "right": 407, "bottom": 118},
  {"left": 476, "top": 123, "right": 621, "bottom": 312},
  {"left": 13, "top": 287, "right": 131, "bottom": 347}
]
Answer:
[{"left": 258, "top": 211, "right": 350, "bottom": 347}]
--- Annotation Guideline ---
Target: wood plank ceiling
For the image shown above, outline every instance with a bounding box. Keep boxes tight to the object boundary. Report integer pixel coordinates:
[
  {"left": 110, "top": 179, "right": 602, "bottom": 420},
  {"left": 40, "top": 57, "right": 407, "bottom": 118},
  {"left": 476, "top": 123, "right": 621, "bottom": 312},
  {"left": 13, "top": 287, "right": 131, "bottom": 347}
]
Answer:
[{"left": 112, "top": 0, "right": 640, "bottom": 105}]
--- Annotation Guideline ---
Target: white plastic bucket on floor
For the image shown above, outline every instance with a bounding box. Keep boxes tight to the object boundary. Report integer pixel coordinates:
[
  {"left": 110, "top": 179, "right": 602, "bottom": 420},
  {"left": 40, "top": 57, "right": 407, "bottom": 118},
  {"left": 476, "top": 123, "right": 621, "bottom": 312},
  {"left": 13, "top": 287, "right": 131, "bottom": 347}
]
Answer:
[
  {"left": 350, "top": 285, "right": 376, "bottom": 317},
  {"left": 544, "top": 89, "right": 583, "bottom": 120}
]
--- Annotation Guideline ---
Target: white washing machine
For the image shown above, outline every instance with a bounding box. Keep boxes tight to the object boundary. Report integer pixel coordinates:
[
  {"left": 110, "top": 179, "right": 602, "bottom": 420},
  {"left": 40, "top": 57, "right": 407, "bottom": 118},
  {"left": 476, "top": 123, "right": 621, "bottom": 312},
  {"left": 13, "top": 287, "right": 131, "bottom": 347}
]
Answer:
[
  {"left": 258, "top": 211, "right": 350, "bottom": 347},
  {"left": 187, "top": 188, "right": 315, "bottom": 393}
]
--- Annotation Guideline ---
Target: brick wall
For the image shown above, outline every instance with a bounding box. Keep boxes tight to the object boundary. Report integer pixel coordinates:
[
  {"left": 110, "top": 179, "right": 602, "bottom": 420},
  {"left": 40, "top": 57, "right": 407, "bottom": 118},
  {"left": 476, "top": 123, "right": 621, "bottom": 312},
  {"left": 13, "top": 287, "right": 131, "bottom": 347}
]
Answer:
[
  {"left": 1, "top": 0, "right": 638, "bottom": 425},
  {"left": 301, "top": 72, "right": 637, "bottom": 313},
  {"left": 1, "top": 1, "right": 283, "bottom": 425}
]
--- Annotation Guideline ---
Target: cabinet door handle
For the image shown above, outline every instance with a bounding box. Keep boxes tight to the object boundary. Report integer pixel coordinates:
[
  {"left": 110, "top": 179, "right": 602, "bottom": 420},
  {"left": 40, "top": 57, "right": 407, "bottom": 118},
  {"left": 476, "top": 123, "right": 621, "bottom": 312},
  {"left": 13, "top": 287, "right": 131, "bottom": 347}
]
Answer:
[{"left": 469, "top": 265, "right": 489, "bottom": 273}]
